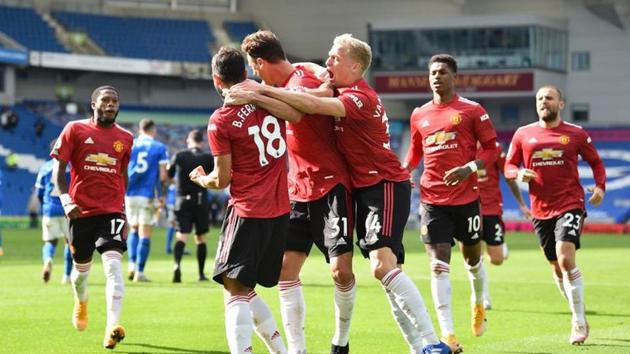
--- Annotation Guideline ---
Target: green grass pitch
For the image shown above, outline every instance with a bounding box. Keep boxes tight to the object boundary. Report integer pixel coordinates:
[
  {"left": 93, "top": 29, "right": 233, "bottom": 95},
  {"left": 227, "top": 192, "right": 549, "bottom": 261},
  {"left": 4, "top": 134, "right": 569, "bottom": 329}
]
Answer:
[{"left": 1, "top": 227, "right": 629, "bottom": 353}]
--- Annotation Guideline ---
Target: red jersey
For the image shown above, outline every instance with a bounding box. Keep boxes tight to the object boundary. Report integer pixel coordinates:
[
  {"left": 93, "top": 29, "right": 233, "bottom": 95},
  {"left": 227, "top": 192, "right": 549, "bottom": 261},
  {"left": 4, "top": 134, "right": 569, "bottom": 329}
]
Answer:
[
  {"left": 405, "top": 95, "right": 497, "bottom": 206},
  {"left": 51, "top": 118, "right": 133, "bottom": 217},
  {"left": 284, "top": 65, "right": 351, "bottom": 202},
  {"left": 477, "top": 142, "right": 505, "bottom": 216},
  {"left": 336, "top": 79, "right": 409, "bottom": 188},
  {"left": 208, "top": 103, "right": 290, "bottom": 218},
  {"left": 505, "top": 121, "right": 606, "bottom": 219}
]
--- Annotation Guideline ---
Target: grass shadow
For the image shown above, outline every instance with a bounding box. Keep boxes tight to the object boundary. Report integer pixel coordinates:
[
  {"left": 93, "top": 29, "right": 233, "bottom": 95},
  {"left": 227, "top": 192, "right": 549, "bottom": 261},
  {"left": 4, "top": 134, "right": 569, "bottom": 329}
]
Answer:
[{"left": 122, "top": 343, "right": 229, "bottom": 354}]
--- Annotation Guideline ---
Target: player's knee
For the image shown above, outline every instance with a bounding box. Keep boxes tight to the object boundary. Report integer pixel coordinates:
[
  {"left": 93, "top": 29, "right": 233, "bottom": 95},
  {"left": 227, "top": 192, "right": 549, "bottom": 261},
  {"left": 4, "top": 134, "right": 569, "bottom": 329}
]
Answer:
[
  {"left": 489, "top": 256, "right": 503, "bottom": 266},
  {"left": 331, "top": 267, "right": 354, "bottom": 285}
]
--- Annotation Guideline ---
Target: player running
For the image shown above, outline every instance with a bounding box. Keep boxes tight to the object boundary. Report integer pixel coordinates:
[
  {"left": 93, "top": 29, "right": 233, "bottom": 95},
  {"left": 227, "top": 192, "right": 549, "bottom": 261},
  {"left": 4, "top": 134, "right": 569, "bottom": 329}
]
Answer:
[
  {"left": 505, "top": 85, "right": 606, "bottom": 345},
  {"left": 52, "top": 85, "right": 133, "bottom": 349}
]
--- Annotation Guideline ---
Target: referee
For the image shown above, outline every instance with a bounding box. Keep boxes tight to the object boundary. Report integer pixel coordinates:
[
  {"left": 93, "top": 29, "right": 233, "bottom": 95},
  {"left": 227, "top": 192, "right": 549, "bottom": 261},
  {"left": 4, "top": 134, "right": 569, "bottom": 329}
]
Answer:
[{"left": 168, "top": 129, "right": 214, "bottom": 283}]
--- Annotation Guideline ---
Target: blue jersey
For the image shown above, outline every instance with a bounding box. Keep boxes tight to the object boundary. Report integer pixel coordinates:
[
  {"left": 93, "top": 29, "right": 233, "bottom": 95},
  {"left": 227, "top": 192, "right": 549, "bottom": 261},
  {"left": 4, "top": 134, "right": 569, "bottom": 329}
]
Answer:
[
  {"left": 166, "top": 184, "right": 176, "bottom": 207},
  {"left": 35, "top": 159, "right": 69, "bottom": 217},
  {"left": 126, "top": 135, "right": 169, "bottom": 198}
]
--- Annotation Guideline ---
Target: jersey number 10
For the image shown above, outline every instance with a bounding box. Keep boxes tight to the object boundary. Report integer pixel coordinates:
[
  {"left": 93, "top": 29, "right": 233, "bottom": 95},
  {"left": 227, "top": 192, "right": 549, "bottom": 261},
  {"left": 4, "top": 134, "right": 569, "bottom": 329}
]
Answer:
[{"left": 248, "top": 116, "right": 286, "bottom": 167}]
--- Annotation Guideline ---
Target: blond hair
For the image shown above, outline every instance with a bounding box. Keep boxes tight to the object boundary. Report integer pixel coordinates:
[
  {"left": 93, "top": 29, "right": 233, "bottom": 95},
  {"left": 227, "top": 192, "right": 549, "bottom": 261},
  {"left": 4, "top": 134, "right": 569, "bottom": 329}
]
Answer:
[{"left": 333, "top": 33, "right": 372, "bottom": 74}]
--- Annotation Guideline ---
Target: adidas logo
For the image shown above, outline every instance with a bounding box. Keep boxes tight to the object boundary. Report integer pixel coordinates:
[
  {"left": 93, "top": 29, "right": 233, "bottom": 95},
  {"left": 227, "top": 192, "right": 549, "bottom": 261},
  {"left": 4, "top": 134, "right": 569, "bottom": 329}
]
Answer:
[
  {"left": 568, "top": 229, "right": 577, "bottom": 236},
  {"left": 528, "top": 137, "right": 538, "bottom": 143},
  {"left": 336, "top": 238, "right": 347, "bottom": 246},
  {"left": 471, "top": 233, "right": 479, "bottom": 239},
  {"left": 113, "top": 235, "right": 122, "bottom": 241},
  {"left": 421, "top": 120, "right": 430, "bottom": 127},
  {"left": 84, "top": 137, "right": 94, "bottom": 144}
]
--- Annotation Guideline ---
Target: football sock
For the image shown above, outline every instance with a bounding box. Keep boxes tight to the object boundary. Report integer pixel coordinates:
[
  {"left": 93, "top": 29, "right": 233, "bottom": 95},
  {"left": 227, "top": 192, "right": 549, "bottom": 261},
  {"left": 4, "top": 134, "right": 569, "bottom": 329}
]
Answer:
[
  {"left": 174, "top": 240, "right": 185, "bottom": 268},
  {"left": 127, "top": 230, "right": 139, "bottom": 266},
  {"left": 466, "top": 258, "right": 485, "bottom": 305},
  {"left": 278, "top": 280, "right": 306, "bottom": 353},
  {"left": 64, "top": 245, "right": 73, "bottom": 277},
  {"left": 382, "top": 268, "right": 439, "bottom": 346},
  {"left": 384, "top": 287, "right": 423, "bottom": 353},
  {"left": 197, "top": 242, "right": 207, "bottom": 276},
  {"left": 102, "top": 251, "right": 124, "bottom": 328},
  {"left": 563, "top": 267, "right": 585, "bottom": 324},
  {"left": 136, "top": 237, "right": 150, "bottom": 273},
  {"left": 332, "top": 278, "right": 356, "bottom": 346},
  {"left": 431, "top": 260, "right": 455, "bottom": 335},
  {"left": 166, "top": 227, "right": 175, "bottom": 253},
  {"left": 553, "top": 273, "right": 568, "bottom": 300},
  {"left": 225, "top": 295, "right": 254, "bottom": 354},
  {"left": 248, "top": 291, "right": 287, "bottom": 354},
  {"left": 71, "top": 261, "right": 92, "bottom": 302},
  {"left": 42, "top": 242, "right": 56, "bottom": 263}
]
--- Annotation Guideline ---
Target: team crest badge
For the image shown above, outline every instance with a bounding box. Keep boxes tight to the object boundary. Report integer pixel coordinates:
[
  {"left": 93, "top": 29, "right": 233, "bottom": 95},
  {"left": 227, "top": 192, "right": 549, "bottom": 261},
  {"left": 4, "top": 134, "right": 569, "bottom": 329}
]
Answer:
[
  {"left": 450, "top": 113, "right": 462, "bottom": 125},
  {"left": 559, "top": 135, "right": 570, "bottom": 145},
  {"left": 113, "top": 140, "right": 124, "bottom": 152}
]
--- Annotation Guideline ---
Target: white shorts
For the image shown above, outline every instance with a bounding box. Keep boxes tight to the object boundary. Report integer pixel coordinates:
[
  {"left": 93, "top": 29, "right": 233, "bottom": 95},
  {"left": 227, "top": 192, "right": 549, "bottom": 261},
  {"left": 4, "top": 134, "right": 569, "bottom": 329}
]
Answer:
[
  {"left": 125, "top": 196, "right": 154, "bottom": 226},
  {"left": 42, "top": 216, "right": 69, "bottom": 242}
]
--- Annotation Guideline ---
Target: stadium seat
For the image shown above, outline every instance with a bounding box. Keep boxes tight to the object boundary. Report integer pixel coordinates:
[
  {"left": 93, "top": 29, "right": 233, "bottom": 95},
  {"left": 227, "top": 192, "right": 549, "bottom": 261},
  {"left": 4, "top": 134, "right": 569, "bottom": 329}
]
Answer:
[{"left": 0, "top": 5, "right": 67, "bottom": 52}]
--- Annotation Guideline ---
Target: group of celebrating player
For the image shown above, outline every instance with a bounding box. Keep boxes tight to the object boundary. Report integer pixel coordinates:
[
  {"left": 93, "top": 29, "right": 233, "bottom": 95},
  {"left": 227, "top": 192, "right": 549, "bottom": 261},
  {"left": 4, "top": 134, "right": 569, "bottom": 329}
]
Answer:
[{"left": 40, "top": 29, "right": 606, "bottom": 353}]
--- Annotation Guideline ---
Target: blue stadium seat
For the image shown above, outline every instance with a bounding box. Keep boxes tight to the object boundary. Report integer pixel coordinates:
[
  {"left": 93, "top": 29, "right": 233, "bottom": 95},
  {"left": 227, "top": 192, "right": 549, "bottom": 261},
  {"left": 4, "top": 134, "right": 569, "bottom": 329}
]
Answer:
[
  {"left": 53, "top": 11, "right": 213, "bottom": 62},
  {"left": 0, "top": 5, "right": 67, "bottom": 52},
  {"left": 223, "top": 20, "right": 258, "bottom": 43}
]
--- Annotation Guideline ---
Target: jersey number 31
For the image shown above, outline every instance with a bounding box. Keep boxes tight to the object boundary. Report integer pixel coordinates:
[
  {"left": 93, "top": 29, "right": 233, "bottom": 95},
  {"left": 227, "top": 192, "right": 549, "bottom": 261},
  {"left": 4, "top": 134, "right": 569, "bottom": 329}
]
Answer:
[{"left": 248, "top": 115, "right": 286, "bottom": 166}]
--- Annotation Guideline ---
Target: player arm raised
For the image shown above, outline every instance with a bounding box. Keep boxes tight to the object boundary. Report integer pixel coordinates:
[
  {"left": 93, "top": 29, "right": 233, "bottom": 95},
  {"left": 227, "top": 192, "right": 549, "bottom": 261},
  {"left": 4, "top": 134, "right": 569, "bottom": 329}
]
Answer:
[
  {"left": 52, "top": 158, "right": 81, "bottom": 219},
  {"left": 189, "top": 155, "right": 232, "bottom": 190},
  {"left": 227, "top": 89, "right": 303, "bottom": 123}
]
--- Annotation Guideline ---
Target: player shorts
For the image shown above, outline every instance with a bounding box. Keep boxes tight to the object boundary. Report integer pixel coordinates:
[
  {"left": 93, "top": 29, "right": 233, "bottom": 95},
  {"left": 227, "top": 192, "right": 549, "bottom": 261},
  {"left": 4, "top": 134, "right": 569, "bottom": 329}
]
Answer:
[
  {"left": 354, "top": 180, "right": 410, "bottom": 264},
  {"left": 174, "top": 192, "right": 210, "bottom": 235},
  {"left": 42, "top": 216, "right": 69, "bottom": 242},
  {"left": 68, "top": 213, "right": 128, "bottom": 262},
  {"left": 125, "top": 196, "right": 154, "bottom": 226},
  {"left": 213, "top": 206, "right": 288, "bottom": 288},
  {"left": 482, "top": 215, "right": 505, "bottom": 246},
  {"left": 287, "top": 184, "right": 354, "bottom": 263},
  {"left": 532, "top": 209, "right": 585, "bottom": 261},
  {"left": 420, "top": 199, "right": 482, "bottom": 246}
]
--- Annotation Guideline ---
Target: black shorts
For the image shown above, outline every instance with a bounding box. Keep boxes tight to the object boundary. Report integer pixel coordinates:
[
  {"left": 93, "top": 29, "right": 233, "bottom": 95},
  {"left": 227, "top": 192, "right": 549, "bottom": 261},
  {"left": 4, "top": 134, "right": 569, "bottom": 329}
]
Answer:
[
  {"left": 354, "top": 180, "right": 410, "bottom": 264},
  {"left": 68, "top": 213, "right": 128, "bottom": 261},
  {"left": 287, "top": 184, "right": 354, "bottom": 263},
  {"left": 482, "top": 215, "right": 505, "bottom": 246},
  {"left": 174, "top": 193, "right": 210, "bottom": 235},
  {"left": 420, "top": 200, "right": 481, "bottom": 246},
  {"left": 213, "top": 206, "right": 288, "bottom": 288},
  {"left": 532, "top": 209, "right": 585, "bottom": 261}
]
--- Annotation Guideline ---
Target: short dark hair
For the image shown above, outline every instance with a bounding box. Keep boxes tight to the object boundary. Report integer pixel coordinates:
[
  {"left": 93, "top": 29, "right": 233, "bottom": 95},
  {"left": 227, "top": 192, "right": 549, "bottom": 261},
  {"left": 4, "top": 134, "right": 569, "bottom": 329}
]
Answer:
[
  {"left": 428, "top": 54, "right": 458, "bottom": 73},
  {"left": 539, "top": 85, "right": 564, "bottom": 101},
  {"left": 188, "top": 129, "right": 203, "bottom": 143},
  {"left": 139, "top": 118, "right": 155, "bottom": 132},
  {"left": 91, "top": 85, "right": 119, "bottom": 102},
  {"left": 241, "top": 30, "right": 286, "bottom": 63},
  {"left": 211, "top": 47, "right": 246, "bottom": 85}
]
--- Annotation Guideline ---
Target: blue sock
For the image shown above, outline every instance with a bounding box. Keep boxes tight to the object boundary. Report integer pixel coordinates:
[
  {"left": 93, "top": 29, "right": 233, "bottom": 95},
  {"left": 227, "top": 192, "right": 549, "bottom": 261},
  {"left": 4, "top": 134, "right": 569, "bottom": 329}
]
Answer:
[
  {"left": 127, "top": 230, "right": 139, "bottom": 264},
  {"left": 42, "top": 242, "right": 56, "bottom": 263},
  {"left": 137, "top": 238, "right": 151, "bottom": 272},
  {"left": 64, "top": 245, "right": 73, "bottom": 276},
  {"left": 166, "top": 227, "right": 175, "bottom": 253}
]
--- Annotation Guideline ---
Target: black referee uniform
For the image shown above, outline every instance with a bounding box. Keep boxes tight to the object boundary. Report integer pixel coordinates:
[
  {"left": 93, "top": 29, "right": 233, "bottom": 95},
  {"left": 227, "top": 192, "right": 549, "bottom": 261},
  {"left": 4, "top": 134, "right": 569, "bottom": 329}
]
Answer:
[{"left": 168, "top": 145, "right": 214, "bottom": 282}]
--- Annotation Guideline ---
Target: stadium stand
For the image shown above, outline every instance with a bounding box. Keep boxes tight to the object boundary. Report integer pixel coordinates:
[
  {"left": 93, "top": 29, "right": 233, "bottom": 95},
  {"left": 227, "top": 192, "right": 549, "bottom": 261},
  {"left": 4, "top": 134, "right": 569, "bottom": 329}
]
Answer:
[
  {"left": 223, "top": 20, "right": 258, "bottom": 43},
  {"left": 0, "top": 5, "right": 67, "bottom": 53},
  {"left": 52, "top": 11, "right": 214, "bottom": 62}
]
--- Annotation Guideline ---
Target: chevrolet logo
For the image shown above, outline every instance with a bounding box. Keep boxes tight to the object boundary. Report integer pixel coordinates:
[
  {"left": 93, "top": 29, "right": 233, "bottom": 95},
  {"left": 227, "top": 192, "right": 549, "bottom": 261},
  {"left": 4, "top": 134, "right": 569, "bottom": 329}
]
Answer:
[
  {"left": 85, "top": 153, "right": 117, "bottom": 166},
  {"left": 532, "top": 148, "right": 563, "bottom": 160},
  {"left": 426, "top": 131, "right": 456, "bottom": 145}
]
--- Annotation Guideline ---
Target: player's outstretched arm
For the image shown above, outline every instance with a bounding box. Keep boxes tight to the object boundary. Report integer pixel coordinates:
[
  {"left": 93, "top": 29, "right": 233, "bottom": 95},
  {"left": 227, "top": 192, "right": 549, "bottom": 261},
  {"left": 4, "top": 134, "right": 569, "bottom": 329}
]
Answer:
[
  {"left": 52, "top": 158, "right": 81, "bottom": 219},
  {"left": 225, "top": 89, "right": 303, "bottom": 123},
  {"left": 189, "top": 155, "right": 232, "bottom": 190},
  {"left": 261, "top": 84, "right": 345, "bottom": 117}
]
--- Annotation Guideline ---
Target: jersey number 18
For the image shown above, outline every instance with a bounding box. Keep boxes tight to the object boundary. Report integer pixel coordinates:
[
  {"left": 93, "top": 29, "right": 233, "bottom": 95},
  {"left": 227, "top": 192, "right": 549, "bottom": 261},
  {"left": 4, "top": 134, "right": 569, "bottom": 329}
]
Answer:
[{"left": 248, "top": 115, "right": 286, "bottom": 166}]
